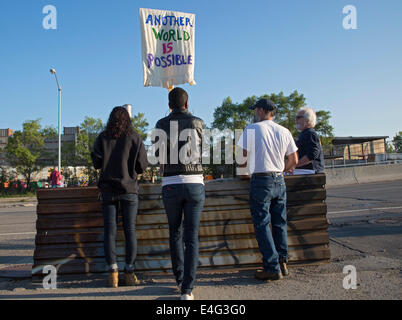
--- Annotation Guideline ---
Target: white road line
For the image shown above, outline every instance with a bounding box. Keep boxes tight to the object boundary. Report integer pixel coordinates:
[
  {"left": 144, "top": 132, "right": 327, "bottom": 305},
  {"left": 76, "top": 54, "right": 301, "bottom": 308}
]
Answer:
[
  {"left": 0, "top": 232, "right": 36, "bottom": 237},
  {"left": 328, "top": 206, "right": 402, "bottom": 214}
]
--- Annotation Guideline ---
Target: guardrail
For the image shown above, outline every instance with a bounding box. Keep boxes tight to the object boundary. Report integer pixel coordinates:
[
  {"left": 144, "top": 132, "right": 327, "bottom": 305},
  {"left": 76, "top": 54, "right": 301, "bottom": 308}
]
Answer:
[
  {"left": 325, "top": 162, "right": 402, "bottom": 187},
  {"left": 325, "top": 160, "right": 402, "bottom": 169},
  {"left": 32, "top": 174, "right": 330, "bottom": 278}
]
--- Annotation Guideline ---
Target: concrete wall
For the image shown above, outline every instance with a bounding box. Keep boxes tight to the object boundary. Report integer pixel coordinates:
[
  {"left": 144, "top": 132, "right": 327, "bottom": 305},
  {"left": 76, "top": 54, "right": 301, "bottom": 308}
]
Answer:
[{"left": 325, "top": 163, "right": 402, "bottom": 187}]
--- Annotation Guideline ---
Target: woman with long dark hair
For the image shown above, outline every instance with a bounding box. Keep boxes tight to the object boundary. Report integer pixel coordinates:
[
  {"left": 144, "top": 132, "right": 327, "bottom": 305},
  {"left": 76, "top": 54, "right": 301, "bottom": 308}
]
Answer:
[{"left": 91, "top": 106, "right": 148, "bottom": 288}]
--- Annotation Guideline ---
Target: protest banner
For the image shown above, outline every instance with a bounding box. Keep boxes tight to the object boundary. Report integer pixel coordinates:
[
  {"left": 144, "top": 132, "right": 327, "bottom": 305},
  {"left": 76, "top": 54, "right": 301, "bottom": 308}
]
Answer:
[{"left": 139, "top": 8, "right": 196, "bottom": 90}]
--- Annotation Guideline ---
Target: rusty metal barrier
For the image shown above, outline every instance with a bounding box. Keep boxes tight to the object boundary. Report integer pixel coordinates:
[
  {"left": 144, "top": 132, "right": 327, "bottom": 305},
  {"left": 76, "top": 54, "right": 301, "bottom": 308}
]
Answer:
[{"left": 32, "top": 174, "right": 329, "bottom": 276}]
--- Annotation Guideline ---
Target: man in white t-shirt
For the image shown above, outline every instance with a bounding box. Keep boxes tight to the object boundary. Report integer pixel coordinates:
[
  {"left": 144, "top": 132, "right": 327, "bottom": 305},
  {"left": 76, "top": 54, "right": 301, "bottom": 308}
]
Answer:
[{"left": 237, "top": 98, "right": 298, "bottom": 281}]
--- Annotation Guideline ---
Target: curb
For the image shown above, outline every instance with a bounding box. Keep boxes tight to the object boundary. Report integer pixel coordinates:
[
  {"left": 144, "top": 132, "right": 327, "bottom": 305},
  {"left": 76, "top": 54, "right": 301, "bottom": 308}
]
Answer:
[{"left": 0, "top": 197, "right": 37, "bottom": 204}]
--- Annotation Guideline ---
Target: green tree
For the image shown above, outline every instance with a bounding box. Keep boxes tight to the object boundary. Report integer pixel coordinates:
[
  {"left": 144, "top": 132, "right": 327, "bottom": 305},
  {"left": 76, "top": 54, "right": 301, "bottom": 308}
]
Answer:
[
  {"left": 131, "top": 112, "right": 149, "bottom": 141},
  {"left": 212, "top": 91, "right": 334, "bottom": 145},
  {"left": 392, "top": 131, "right": 402, "bottom": 153},
  {"left": 212, "top": 97, "right": 255, "bottom": 131},
  {"left": 5, "top": 120, "right": 46, "bottom": 190},
  {"left": 41, "top": 126, "right": 57, "bottom": 139},
  {"left": 81, "top": 117, "right": 104, "bottom": 141},
  {"left": 77, "top": 117, "right": 104, "bottom": 165},
  {"left": 315, "top": 110, "right": 334, "bottom": 147},
  {"left": 210, "top": 97, "right": 257, "bottom": 177},
  {"left": 76, "top": 117, "right": 104, "bottom": 185},
  {"left": 265, "top": 91, "right": 306, "bottom": 136},
  {"left": 130, "top": 112, "right": 152, "bottom": 181},
  {"left": 386, "top": 141, "right": 395, "bottom": 153}
]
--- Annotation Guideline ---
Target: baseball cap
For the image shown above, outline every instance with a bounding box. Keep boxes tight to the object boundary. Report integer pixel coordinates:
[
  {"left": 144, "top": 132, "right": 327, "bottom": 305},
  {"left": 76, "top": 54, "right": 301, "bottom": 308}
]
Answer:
[{"left": 249, "top": 98, "right": 277, "bottom": 112}]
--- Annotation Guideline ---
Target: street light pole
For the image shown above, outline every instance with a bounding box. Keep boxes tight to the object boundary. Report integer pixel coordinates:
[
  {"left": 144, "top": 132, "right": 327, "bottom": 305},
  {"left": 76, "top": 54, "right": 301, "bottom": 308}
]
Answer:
[{"left": 50, "top": 68, "right": 61, "bottom": 172}]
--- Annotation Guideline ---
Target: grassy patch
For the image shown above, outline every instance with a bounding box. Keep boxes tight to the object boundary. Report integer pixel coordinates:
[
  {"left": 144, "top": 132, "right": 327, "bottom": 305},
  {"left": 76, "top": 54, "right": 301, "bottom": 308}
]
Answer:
[{"left": 0, "top": 191, "right": 37, "bottom": 199}]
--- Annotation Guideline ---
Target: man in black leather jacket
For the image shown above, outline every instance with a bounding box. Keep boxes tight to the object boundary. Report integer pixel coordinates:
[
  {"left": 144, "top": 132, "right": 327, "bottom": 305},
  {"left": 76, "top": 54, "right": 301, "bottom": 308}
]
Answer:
[{"left": 153, "top": 87, "right": 205, "bottom": 300}]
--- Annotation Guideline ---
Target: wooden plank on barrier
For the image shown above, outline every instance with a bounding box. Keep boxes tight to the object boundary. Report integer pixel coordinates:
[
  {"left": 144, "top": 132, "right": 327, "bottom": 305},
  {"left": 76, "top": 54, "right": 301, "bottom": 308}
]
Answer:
[
  {"left": 33, "top": 230, "right": 329, "bottom": 261},
  {"left": 37, "top": 202, "right": 101, "bottom": 215},
  {"left": 35, "top": 204, "right": 327, "bottom": 230},
  {"left": 36, "top": 187, "right": 98, "bottom": 200},
  {"left": 35, "top": 209, "right": 327, "bottom": 230},
  {"left": 35, "top": 209, "right": 253, "bottom": 229},
  {"left": 287, "top": 203, "right": 326, "bottom": 216},
  {"left": 137, "top": 189, "right": 326, "bottom": 210},
  {"left": 32, "top": 244, "right": 330, "bottom": 276},
  {"left": 35, "top": 217, "right": 327, "bottom": 250},
  {"left": 35, "top": 174, "right": 326, "bottom": 200},
  {"left": 37, "top": 202, "right": 255, "bottom": 216},
  {"left": 284, "top": 173, "right": 326, "bottom": 190},
  {"left": 138, "top": 174, "right": 325, "bottom": 195},
  {"left": 35, "top": 216, "right": 328, "bottom": 243},
  {"left": 37, "top": 229, "right": 327, "bottom": 251}
]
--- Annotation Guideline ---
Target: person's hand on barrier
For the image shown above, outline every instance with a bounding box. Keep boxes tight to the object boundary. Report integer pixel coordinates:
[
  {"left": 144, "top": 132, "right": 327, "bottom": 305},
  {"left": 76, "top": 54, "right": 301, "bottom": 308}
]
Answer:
[{"left": 285, "top": 169, "right": 294, "bottom": 175}]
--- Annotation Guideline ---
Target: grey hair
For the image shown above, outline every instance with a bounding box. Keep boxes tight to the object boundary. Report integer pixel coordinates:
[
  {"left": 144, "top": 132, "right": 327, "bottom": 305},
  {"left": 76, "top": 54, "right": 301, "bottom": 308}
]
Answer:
[{"left": 300, "top": 107, "right": 317, "bottom": 128}]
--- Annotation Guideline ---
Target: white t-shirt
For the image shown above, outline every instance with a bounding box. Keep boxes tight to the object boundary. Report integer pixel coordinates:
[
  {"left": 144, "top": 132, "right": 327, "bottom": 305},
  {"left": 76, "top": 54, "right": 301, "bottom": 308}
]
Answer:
[
  {"left": 236, "top": 120, "right": 298, "bottom": 174},
  {"left": 162, "top": 174, "right": 204, "bottom": 187}
]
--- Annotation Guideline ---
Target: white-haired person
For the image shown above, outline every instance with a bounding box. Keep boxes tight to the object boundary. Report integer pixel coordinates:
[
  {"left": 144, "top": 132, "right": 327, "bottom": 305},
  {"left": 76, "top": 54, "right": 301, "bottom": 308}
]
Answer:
[{"left": 295, "top": 107, "right": 325, "bottom": 173}]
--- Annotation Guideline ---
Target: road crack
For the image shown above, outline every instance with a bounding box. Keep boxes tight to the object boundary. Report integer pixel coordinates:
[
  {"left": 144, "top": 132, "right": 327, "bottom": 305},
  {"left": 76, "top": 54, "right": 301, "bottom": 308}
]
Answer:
[{"left": 329, "top": 237, "right": 367, "bottom": 255}]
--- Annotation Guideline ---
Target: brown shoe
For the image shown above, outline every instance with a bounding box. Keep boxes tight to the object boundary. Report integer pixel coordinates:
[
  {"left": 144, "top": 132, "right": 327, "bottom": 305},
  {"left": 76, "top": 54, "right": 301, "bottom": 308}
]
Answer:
[
  {"left": 254, "top": 270, "right": 283, "bottom": 281},
  {"left": 124, "top": 271, "right": 140, "bottom": 286},
  {"left": 279, "top": 260, "right": 289, "bottom": 276},
  {"left": 109, "top": 271, "right": 119, "bottom": 288}
]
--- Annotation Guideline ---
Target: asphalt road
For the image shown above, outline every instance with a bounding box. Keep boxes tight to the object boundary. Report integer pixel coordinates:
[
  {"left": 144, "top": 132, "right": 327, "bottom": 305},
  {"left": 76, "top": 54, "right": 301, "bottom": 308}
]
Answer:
[{"left": 0, "top": 180, "right": 401, "bottom": 300}]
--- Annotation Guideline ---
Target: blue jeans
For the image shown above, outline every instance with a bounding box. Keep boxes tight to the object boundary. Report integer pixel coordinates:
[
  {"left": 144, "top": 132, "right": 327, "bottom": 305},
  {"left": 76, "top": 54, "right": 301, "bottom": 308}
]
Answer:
[
  {"left": 162, "top": 183, "right": 205, "bottom": 295},
  {"left": 100, "top": 192, "right": 139, "bottom": 271},
  {"left": 249, "top": 175, "right": 288, "bottom": 273}
]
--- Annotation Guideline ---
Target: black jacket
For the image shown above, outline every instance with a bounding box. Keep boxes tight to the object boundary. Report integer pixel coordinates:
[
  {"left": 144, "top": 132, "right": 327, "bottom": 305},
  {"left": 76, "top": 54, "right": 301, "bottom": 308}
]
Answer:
[
  {"left": 296, "top": 128, "right": 325, "bottom": 173},
  {"left": 154, "top": 108, "right": 204, "bottom": 177},
  {"left": 91, "top": 131, "right": 148, "bottom": 194}
]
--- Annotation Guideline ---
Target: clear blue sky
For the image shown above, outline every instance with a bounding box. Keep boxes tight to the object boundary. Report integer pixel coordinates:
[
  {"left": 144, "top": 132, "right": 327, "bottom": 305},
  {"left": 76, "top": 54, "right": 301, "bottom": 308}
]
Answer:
[{"left": 1, "top": 0, "right": 401, "bottom": 141}]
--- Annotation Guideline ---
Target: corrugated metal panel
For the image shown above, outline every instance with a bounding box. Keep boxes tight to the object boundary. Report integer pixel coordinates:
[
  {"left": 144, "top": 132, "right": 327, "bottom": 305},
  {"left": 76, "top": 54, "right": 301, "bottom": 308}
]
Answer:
[{"left": 32, "top": 174, "right": 329, "bottom": 276}]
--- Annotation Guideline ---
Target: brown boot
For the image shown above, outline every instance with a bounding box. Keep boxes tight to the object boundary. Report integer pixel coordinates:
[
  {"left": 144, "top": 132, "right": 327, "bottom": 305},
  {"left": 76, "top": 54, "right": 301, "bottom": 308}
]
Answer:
[
  {"left": 279, "top": 259, "right": 289, "bottom": 276},
  {"left": 254, "top": 269, "right": 283, "bottom": 281},
  {"left": 109, "top": 271, "right": 119, "bottom": 288},
  {"left": 124, "top": 271, "right": 139, "bottom": 286}
]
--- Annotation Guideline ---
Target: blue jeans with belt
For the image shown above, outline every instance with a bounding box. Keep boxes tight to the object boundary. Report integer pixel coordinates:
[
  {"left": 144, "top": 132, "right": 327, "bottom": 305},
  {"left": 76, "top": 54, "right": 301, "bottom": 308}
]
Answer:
[
  {"left": 162, "top": 183, "right": 205, "bottom": 295},
  {"left": 100, "top": 192, "right": 139, "bottom": 271},
  {"left": 249, "top": 174, "right": 288, "bottom": 273}
]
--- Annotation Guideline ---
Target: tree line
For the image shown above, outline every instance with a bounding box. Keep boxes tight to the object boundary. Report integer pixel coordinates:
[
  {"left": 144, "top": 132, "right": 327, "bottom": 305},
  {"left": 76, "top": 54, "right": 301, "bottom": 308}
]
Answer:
[
  {"left": 2, "top": 90, "right": 399, "bottom": 191},
  {"left": 1, "top": 113, "right": 148, "bottom": 191}
]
